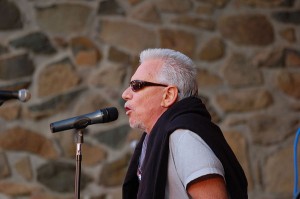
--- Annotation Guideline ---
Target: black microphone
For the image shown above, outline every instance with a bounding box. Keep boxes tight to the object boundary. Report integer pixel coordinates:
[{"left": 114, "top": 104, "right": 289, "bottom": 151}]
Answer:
[
  {"left": 0, "top": 89, "right": 31, "bottom": 102},
  {"left": 50, "top": 107, "right": 119, "bottom": 133}
]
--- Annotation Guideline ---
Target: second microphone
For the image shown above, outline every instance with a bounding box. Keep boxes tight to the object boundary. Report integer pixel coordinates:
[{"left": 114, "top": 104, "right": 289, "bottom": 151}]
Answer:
[{"left": 50, "top": 107, "right": 119, "bottom": 133}]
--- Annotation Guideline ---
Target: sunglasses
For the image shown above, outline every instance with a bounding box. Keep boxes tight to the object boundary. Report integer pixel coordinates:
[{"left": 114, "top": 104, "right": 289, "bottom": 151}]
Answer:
[{"left": 129, "top": 80, "right": 168, "bottom": 92}]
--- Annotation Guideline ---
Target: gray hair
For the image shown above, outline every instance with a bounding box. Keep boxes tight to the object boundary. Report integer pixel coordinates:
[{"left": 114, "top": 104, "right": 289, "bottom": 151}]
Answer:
[{"left": 140, "top": 48, "right": 198, "bottom": 100}]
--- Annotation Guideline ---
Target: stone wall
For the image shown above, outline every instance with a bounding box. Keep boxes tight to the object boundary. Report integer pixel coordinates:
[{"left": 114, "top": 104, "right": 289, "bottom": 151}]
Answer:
[{"left": 0, "top": 0, "right": 299, "bottom": 198}]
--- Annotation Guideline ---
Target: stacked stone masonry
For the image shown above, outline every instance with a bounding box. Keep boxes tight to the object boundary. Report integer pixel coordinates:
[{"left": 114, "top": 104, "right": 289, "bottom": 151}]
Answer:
[{"left": 0, "top": 0, "right": 299, "bottom": 198}]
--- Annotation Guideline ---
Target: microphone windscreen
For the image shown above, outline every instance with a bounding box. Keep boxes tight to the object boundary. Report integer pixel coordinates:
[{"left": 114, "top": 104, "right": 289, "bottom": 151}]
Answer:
[
  {"left": 18, "top": 89, "right": 31, "bottom": 102},
  {"left": 105, "top": 107, "right": 119, "bottom": 122}
]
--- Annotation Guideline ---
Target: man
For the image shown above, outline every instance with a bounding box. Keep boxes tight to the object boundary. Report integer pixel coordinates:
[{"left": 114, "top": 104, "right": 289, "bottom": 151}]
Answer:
[{"left": 122, "top": 48, "right": 248, "bottom": 199}]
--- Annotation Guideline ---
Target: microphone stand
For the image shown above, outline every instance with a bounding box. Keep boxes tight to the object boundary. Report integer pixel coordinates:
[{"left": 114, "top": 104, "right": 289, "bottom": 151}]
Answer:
[{"left": 75, "top": 128, "right": 84, "bottom": 199}]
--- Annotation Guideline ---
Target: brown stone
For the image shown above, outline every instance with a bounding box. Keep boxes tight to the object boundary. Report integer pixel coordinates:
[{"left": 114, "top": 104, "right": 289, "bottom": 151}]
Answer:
[
  {"left": 284, "top": 49, "right": 300, "bottom": 67},
  {"left": 248, "top": 114, "right": 299, "bottom": 145},
  {"left": 0, "top": 127, "right": 58, "bottom": 159},
  {"left": 129, "top": 2, "right": 161, "bottom": 23},
  {"left": 128, "top": 0, "right": 142, "bottom": 5},
  {"left": 99, "top": 153, "right": 131, "bottom": 186},
  {"left": 15, "top": 156, "right": 33, "bottom": 180},
  {"left": 36, "top": 4, "right": 91, "bottom": 34},
  {"left": 89, "top": 63, "right": 126, "bottom": 90},
  {"left": 0, "top": 152, "right": 10, "bottom": 179},
  {"left": 70, "top": 36, "right": 102, "bottom": 67},
  {"left": 198, "top": 37, "right": 225, "bottom": 61},
  {"left": 172, "top": 16, "right": 215, "bottom": 31},
  {"left": 0, "top": 101, "right": 20, "bottom": 120},
  {"left": 276, "top": 70, "right": 300, "bottom": 99},
  {"left": 196, "top": 69, "right": 222, "bottom": 87},
  {"left": 74, "top": 92, "right": 113, "bottom": 116},
  {"left": 222, "top": 53, "right": 263, "bottom": 87},
  {"left": 223, "top": 131, "right": 253, "bottom": 190},
  {"left": 254, "top": 48, "right": 285, "bottom": 68},
  {"left": 280, "top": 27, "right": 296, "bottom": 43},
  {"left": 24, "top": 87, "right": 84, "bottom": 120},
  {"left": 155, "top": 0, "right": 192, "bottom": 13},
  {"left": 30, "top": 191, "right": 72, "bottom": 199},
  {"left": 195, "top": 0, "right": 229, "bottom": 8},
  {"left": 218, "top": 14, "right": 274, "bottom": 46},
  {"left": 0, "top": 181, "right": 40, "bottom": 196},
  {"left": 99, "top": 19, "right": 156, "bottom": 54},
  {"left": 108, "top": 47, "right": 131, "bottom": 63},
  {"left": 216, "top": 89, "right": 273, "bottom": 112},
  {"left": 195, "top": 5, "right": 215, "bottom": 15},
  {"left": 0, "top": 0, "right": 22, "bottom": 30},
  {"left": 160, "top": 29, "right": 196, "bottom": 58},
  {"left": 264, "top": 145, "right": 296, "bottom": 195},
  {"left": 37, "top": 59, "right": 80, "bottom": 97},
  {"left": 82, "top": 143, "right": 107, "bottom": 166}
]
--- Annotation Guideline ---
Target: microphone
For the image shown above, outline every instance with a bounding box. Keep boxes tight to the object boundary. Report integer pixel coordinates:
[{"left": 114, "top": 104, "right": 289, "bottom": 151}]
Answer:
[
  {"left": 0, "top": 89, "right": 31, "bottom": 102},
  {"left": 50, "top": 107, "right": 119, "bottom": 133}
]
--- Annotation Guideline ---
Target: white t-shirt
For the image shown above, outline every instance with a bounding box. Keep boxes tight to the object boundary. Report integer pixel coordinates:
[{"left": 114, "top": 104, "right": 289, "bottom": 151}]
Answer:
[{"left": 165, "top": 129, "right": 225, "bottom": 199}]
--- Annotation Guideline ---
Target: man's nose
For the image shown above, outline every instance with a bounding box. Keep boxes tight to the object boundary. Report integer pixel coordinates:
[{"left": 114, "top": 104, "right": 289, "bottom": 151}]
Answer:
[{"left": 122, "top": 87, "right": 131, "bottom": 100}]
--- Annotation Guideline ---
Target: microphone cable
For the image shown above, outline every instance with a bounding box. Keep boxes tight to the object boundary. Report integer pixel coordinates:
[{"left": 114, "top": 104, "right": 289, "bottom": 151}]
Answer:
[{"left": 294, "top": 128, "right": 300, "bottom": 199}]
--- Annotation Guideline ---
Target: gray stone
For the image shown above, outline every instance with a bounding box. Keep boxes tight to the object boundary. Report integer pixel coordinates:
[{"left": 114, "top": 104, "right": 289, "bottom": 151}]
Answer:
[
  {"left": 272, "top": 10, "right": 300, "bottom": 24},
  {"left": 0, "top": 45, "right": 8, "bottom": 55},
  {"left": 9, "top": 32, "right": 56, "bottom": 54},
  {"left": 25, "top": 87, "right": 84, "bottom": 119},
  {"left": 0, "top": 0, "right": 22, "bottom": 30},
  {"left": 98, "top": 0, "right": 125, "bottom": 15},
  {"left": 222, "top": 53, "right": 263, "bottom": 87},
  {"left": 37, "top": 161, "right": 91, "bottom": 193},
  {"left": 237, "top": 0, "right": 295, "bottom": 7},
  {"left": 0, "top": 53, "right": 35, "bottom": 80},
  {"left": 94, "top": 125, "right": 130, "bottom": 149},
  {"left": 36, "top": 4, "right": 91, "bottom": 34}
]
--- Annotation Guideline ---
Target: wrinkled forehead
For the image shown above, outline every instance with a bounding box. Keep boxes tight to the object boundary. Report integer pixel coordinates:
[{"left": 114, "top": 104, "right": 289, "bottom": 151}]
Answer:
[{"left": 131, "top": 59, "right": 164, "bottom": 81}]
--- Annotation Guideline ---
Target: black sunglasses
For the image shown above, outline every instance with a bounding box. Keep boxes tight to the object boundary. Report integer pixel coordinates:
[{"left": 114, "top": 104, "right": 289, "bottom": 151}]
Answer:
[{"left": 129, "top": 80, "right": 168, "bottom": 92}]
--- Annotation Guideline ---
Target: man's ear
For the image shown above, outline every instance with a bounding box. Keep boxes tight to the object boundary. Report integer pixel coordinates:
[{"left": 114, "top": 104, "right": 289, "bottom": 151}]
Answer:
[{"left": 161, "top": 86, "right": 178, "bottom": 108}]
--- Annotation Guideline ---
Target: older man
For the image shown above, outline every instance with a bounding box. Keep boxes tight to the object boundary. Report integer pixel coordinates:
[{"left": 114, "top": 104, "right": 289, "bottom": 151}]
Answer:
[{"left": 122, "top": 48, "right": 248, "bottom": 199}]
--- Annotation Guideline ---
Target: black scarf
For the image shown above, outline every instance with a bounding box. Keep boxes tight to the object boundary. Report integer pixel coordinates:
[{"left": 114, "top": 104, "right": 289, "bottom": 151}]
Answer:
[{"left": 123, "top": 97, "right": 248, "bottom": 199}]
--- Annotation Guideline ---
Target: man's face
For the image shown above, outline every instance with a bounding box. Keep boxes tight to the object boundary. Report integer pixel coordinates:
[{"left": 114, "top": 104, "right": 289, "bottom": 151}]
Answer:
[{"left": 122, "top": 59, "right": 167, "bottom": 133}]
